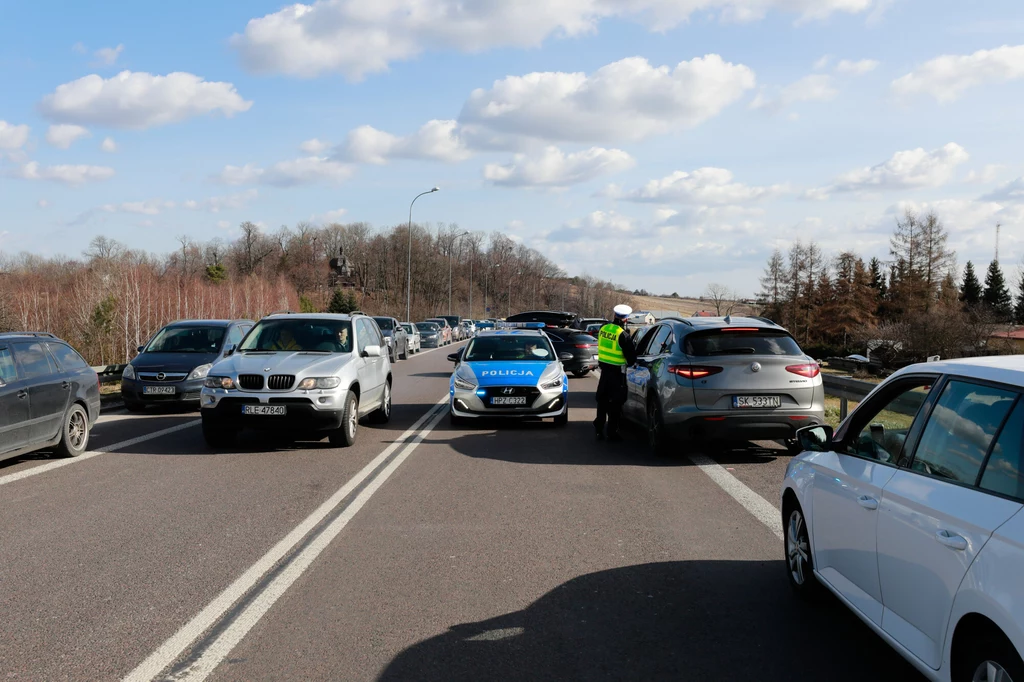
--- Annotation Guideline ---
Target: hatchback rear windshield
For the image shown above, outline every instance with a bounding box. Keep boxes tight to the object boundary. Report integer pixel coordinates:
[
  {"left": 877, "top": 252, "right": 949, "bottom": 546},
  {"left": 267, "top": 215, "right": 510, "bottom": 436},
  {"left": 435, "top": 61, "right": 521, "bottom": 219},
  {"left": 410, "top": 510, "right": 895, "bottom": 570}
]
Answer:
[
  {"left": 372, "top": 317, "right": 394, "bottom": 330},
  {"left": 145, "top": 326, "right": 225, "bottom": 353},
  {"left": 684, "top": 329, "right": 803, "bottom": 357}
]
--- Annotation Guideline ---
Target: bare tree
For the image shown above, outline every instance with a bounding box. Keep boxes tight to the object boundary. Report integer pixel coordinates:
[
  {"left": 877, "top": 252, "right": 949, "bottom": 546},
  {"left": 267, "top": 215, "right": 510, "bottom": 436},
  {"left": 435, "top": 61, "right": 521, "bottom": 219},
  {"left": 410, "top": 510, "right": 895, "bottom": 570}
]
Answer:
[{"left": 704, "top": 283, "right": 738, "bottom": 316}]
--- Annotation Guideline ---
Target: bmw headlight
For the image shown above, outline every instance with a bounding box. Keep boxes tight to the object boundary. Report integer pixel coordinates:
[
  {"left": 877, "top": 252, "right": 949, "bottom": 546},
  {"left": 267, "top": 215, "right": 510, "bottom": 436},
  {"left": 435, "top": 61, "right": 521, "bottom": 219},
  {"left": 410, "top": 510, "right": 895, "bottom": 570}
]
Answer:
[
  {"left": 541, "top": 376, "right": 563, "bottom": 390},
  {"left": 297, "top": 377, "right": 342, "bottom": 390},
  {"left": 188, "top": 363, "right": 213, "bottom": 380},
  {"left": 204, "top": 376, "right": 235, "bottom": 389},
  {"left": 122, "top": 363, "right": 135, "bottom": 380}
]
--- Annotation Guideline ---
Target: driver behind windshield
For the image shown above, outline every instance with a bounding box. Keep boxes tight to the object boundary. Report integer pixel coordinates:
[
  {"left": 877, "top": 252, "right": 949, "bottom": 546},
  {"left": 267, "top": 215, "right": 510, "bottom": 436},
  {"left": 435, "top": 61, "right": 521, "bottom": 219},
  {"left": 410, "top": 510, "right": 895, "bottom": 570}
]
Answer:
[{"left": 272, "top": 328, "right": 301, "bottom": 351}]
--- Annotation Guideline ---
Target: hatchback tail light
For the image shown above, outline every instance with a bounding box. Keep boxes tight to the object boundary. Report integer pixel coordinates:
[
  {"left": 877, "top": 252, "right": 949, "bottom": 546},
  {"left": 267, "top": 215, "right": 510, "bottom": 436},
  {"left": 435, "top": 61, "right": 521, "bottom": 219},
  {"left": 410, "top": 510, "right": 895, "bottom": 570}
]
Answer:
[
  {"left": 669, "top": 366, "right": 723, "bottom": 379},
  {"left": 574, "top": 344, "right": 594, "bottom": 349},
  {"left": 786, "top": 363, "right": 821, "bottom": 378}
]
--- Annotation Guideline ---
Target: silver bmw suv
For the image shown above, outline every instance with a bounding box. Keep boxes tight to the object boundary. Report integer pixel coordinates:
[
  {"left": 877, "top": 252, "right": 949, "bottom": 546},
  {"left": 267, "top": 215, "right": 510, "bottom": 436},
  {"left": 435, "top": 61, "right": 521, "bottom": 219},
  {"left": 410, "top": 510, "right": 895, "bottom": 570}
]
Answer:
[
  {"left": 623, "top": 316, "right": 824, "bottom": 452},
  {"left": 199, "top": 313, "right": 392, "bottom": 448}
]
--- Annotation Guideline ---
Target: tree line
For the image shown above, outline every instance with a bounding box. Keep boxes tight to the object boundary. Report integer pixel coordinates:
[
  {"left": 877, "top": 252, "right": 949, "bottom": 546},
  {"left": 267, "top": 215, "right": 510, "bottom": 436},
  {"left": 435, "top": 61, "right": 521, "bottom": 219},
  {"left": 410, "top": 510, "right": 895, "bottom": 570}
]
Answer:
[
  {"left": 0, "top": 222, "right": 629, "bottom": 365},
  {"left": 758, "top": 209, "right": 1024, "bottom": 362}
]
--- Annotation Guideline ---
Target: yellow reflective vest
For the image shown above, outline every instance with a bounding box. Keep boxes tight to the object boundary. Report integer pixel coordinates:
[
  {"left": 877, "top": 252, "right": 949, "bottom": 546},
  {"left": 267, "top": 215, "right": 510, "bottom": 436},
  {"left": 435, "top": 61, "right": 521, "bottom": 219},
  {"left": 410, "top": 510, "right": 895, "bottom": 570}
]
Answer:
[{"left": 597, "top": 324, "right": 627, "bottom": 366}]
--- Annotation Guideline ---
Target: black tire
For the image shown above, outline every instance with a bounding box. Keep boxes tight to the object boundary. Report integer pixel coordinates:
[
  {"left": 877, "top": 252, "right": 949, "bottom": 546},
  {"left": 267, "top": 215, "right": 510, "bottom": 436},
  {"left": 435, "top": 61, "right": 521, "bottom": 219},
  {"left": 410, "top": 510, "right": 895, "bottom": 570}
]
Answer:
[
  {"left": 647, "top": 396, "right": 670, "bottom": 455},
  {"left": 784, "top": 501, "right": 822, "bottom": 601},
  {"left": 369, "top": 381, "right": 392, "bottom": 424},
  {"left": 124, "top": 400, "right": 146, "bottom": 413},
  {"left": 554, "top": 407, "right": 569, "bottom": 427},
  {"left": 954, "top": 629, "right": 1024, "bottom": 682},
  {"left": 201, "top": 415, "right": 236, "bottom": 449},
  {"left": 54, "top": 404, "right": 90, "bottom": 457},
  {"left": 389, "top": 346, "right": 396, "bottom": 363},
  {"left": 450, "top": 409, "right": 467, "bottom": 427},
  {"left": 329, "top": 390, "right": 359, "bottom": 447},
  {"left": 572, "top": 369, "right": 590, "bottom": 378}
]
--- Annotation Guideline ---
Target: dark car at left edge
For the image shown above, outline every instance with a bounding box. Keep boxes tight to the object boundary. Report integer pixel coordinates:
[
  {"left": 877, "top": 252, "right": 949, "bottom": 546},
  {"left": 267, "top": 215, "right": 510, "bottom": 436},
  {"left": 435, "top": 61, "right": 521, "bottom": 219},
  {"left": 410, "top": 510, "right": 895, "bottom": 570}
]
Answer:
[{"left": 121, "top": 319, "right": 253, "bottom": 411}]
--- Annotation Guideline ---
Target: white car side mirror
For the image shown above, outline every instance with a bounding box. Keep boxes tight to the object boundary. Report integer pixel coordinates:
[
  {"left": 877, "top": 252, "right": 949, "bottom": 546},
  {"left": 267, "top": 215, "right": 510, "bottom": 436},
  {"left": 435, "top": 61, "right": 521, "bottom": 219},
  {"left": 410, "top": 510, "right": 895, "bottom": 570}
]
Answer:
[{"left": 363, "top": 345, "right": 382, "bottom": 358}]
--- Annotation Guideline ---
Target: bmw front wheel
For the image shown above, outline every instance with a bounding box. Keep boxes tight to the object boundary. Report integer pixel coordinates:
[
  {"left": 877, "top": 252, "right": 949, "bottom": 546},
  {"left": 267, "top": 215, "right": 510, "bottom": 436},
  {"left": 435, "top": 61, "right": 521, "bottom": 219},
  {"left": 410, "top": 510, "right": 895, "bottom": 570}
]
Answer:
[{"left": 329, "top": 390, "right": 359, "bottom": 447}]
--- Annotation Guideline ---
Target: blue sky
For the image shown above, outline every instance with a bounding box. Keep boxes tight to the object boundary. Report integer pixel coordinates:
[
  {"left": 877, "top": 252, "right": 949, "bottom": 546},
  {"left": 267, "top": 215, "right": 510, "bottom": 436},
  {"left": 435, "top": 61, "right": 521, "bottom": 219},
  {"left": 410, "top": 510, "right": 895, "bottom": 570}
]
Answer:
[{"left": 2, "top": 0, "right": 1024, "bottom": 296}]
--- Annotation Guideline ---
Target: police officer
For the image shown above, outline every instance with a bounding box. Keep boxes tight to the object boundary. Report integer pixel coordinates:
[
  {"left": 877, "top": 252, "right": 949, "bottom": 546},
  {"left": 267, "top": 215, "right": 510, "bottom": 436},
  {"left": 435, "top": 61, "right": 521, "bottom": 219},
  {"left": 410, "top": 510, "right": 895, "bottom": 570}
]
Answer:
[{"left": 594, "top": 304, "right": 638, "bottom": 442}]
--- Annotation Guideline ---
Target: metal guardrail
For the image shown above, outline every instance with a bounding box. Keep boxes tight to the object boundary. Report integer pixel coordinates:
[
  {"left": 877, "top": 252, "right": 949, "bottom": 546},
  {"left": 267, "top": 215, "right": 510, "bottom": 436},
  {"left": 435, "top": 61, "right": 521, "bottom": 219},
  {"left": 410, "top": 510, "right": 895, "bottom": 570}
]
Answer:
[
  {"left": 92, "top": 364, "right": 127, "bottom": 385},
  {"left": 822, "top": 374, "right": 877, "bottom": 420}
]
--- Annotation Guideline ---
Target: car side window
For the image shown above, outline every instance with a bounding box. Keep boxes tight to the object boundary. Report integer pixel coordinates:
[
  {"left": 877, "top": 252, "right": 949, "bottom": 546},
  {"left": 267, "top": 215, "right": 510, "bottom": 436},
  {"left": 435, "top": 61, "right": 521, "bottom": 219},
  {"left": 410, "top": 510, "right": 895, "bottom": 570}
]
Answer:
[
  {"left": 979, "top": 400, "right": 1024, "bottom": 500},
  {"left": 839, "top": 377, "right": 935, "bottom": 464},
  {"left": 911, "top": 381, "right": 1017, "bottom": 485},
  {"left": 0, "top": 347, "right": 18, "bottom": 384},
  {"left": 47, "top": 343, "right": 89, "bottom": 371},
  {"left": 356, "top": 319, "right": 372, "bottom": 354},
  {"left": 226, "top": 326, "right": 243, "bottom": 347},
  {"left": 648, "top": 326, "right": 671, "bottom": 356},
  {"left": 635, "top": 327, "right": 659, "bottom": 355},
  {"left": 12, "top": 341, "right": 57, "bottom": 379},
  {"left": 658, "top": 331, "right": 676, "bottom": 355}
]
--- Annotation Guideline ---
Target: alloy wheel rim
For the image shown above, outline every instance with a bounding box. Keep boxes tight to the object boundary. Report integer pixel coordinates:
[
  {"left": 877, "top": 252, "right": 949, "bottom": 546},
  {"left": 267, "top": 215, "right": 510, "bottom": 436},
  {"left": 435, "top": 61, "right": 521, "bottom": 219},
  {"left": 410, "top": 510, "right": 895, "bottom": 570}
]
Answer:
[
  {"left": 974, "top": 661, "right": 1013, "bottom": 682},
  {"left": 787, "top": 510, "right": 810, "bottom": 585},
  {"left": 68, "top": 410, "right": 86, "bottom": 449},
  {"left": 383, "top": 384, "right": 391, "bottom": 417},
  {"left": 348, "top": 399, "right": 358, "bottom": 437}
]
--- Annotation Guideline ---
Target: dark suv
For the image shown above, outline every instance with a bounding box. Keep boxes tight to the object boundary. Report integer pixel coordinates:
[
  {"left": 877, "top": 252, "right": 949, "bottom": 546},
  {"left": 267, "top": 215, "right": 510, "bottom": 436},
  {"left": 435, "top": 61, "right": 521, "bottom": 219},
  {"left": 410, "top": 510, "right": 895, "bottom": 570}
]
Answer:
[
  {"left": 0, "top": 332, "right": 101, "bottom": 462},
  {"left": 121, "top": 319, "right": 253, "bottom": 411},
  {"left": 506, "top": 311, "right": 580, "bottom": 329}
]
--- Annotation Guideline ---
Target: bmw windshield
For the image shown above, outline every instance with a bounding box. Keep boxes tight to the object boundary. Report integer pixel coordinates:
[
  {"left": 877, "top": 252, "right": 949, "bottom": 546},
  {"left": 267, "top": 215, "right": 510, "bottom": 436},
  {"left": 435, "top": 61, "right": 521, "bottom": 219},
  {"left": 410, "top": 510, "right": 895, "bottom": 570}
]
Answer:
[
  {"left": 463, "top": 335, "right": 555, "bottom": 362},
  {"left": 238, "top": 319, "right": 354, "bottom": 353},
  {"left": 145, "top": 326, "right": 225, "bottom": 353}
]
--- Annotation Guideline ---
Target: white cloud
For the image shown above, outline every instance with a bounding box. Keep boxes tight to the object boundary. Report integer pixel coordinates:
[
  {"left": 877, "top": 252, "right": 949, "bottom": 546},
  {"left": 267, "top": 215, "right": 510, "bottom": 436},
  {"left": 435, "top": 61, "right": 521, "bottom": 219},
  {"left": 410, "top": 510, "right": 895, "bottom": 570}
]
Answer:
[
  {"left": 965, "top": 164, "right": 1004, "bottom": 184},
  {"left": 14, "top": 161, "right": 115, "bottom": 185},
  {"left": 891, "top": 44, "right": 1024, "bottom": 102},
  {"left": 461, "top": 55, "right": 755, "bottom": 146},
  {"left": 338, "top": 120, "right": 469, "bottom": 164},
  {"left": 37, "top": 199, "right": 48, "bottom": 209},
  {"left": 313, "top": 208, "right": 348, "bottom": 223},
  {"left": 93, "top": 44, "right": 124, "bottom": 66},
  {"left": 609, "top": 167, "right": 787, "bottom": 204},
  {"left": 982, "top": 177, "right": 1024, "bottom": 203},
  {"left": 216, "top": 157, "right": 354, "bottom": 187},
  {"left": 483, "top": 146, "right": 634, "bottom": 188},
  {"left": 232, "top": 0, "right": 875, "bottom": 79},
  {"left": 750, "top": 74, "right": 836, "bottom": 113},
  {"left": 812, "top": 142, "right": 970, "bottom": 196},
  {"left": 100, "top": 198, "right": 177, "bottom": 215},
  {"left": 835, "top": 58, "right": 879, "bottom": 75},
  {"left": 183, "top": 189, "right": 260, "bottom": 212},
  {"left": 0, "top": 120, "right": 30, "bottom": 150},
  {"left": 46, "top": 124, "right": 90, "bottom": 149},
  {"left": 38, "top": 71, "right": 252, "bottom": 130},
  {"left": 101, "top": 136, "right": 117, "bottom": 152},
  {"left": 814, "top": 55, "right": 832, "bottom": 70},
  {"left": 299, "top": 138, "right": 330, "bottom": 154},
  {"left": 545, "top": 210, "right": 646, "bottom": 243}
]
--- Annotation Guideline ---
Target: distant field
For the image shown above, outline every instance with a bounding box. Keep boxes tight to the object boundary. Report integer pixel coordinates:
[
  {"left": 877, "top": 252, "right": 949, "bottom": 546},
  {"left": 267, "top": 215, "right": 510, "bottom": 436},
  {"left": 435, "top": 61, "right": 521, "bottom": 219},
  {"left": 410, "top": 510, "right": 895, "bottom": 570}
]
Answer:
[{"left": 627, "top": 294, "right": 757, "bottom": 318}]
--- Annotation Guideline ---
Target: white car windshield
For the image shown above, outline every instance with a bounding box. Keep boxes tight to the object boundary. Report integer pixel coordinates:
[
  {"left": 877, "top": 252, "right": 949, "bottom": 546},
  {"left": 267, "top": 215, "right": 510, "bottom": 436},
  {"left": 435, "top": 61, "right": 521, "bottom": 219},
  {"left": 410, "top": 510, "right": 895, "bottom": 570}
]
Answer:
[
  {"left": 463, "top": 335, "right": 554, "bottom": 361},
  {"left": 238, "top": 319, "right": 354, "bottom": 353}
]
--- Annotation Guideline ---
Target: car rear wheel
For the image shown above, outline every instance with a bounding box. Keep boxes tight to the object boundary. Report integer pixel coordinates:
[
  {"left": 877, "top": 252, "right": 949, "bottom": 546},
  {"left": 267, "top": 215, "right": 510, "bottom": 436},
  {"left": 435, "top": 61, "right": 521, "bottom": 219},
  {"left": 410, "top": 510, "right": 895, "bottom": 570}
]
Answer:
[
  {"left": 785, "top": 503, "right": 821, "bottom": 601},
  {"left": 647, "top": 397, "right": 670, "bottom": 455},
  {"left": 369, "top": 382, "right": 392, "bottom": 424},
  {"left": 55, "top": 404, "right": 90, "bottom": 457},
  {"left": 572, "top": 369, "right": 590, "bottom": 378},
  {"left": 201, "top": 415, "right": 236, "bottom": 449},
  {"left": 329, "top": 391, "right": 359, "bottom": 447},
  {"left": 956, "top": 630, "right": 1024, "bottom": 682}
]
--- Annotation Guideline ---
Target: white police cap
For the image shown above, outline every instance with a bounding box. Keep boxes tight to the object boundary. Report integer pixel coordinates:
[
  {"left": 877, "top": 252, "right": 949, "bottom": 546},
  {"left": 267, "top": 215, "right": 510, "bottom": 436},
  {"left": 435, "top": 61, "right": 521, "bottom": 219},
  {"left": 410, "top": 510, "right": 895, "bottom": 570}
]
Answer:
[{"left": 613, "top": 304, "right": 633, "bottom": 318}]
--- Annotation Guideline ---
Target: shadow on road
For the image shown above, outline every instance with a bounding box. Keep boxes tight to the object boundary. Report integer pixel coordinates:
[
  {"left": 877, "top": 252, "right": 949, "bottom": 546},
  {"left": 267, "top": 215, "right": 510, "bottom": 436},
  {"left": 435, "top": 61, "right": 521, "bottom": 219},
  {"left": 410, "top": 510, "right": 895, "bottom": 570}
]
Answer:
[
  {"left": 408, "top": 372, "right": 453, "bottom": 378},
  {"left": 379, "top": 560, "right": 920, "bottom": 682}
]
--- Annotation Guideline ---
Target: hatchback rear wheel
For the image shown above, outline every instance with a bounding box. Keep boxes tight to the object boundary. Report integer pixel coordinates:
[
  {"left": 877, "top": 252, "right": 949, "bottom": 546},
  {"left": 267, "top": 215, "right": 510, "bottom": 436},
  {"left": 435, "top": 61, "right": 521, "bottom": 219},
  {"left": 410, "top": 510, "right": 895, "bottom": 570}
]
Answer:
[
  {"left": 647, "top": 397, "right": 669, "bottom": 454},
  {"left": 956, "top": 631, "right": 1024, "bottom": 682},
  {"left": 785, "top": 503, "right": 820, "bottom": 600}
]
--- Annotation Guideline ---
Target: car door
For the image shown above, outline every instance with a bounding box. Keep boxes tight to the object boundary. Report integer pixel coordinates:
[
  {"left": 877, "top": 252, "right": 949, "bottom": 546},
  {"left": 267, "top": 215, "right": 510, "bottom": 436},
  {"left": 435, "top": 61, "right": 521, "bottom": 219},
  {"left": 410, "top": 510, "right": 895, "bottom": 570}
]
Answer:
[
  {"left": 356, "top": 319, "right": 385, "bottom": 411},
  {"left": 625, "top": 325, "right": 666, "bottom": 420},
  {"left": 810, "top": 375, "right": 937, "bottom": 626},
  {"left": 0, "top": 345, "right": 31, "bottom": 453},
  {"left": 12, "top": 341, "right": 70, "bottom": 443},
  {"left": 876, "top": 379, "right": 1024, "bottom": 670}
]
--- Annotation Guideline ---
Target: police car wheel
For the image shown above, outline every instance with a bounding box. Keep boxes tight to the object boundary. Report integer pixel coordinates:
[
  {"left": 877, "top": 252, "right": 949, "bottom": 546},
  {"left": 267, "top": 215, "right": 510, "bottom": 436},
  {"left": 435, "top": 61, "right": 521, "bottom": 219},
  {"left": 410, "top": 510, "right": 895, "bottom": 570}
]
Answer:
[
  {"left": 554, "top": 408, "right": 569, "bottom": 427},
  {"left": 329, "top": 391, "right": 359, "bottom": 447},
  {"left": 449, "top": 410, "right": 467, "bottom": 427}
]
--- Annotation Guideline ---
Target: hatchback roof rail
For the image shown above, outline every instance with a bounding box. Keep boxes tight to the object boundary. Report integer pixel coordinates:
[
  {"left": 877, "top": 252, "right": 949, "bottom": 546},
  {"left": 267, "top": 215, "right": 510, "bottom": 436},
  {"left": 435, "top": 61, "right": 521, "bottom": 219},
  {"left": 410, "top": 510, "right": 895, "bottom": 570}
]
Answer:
[
  {"left": 0, "top": 331, "right": 58, "bottom": 338},
  {"left": 660, "top": 317, "right": 693, "bottom": 326}
]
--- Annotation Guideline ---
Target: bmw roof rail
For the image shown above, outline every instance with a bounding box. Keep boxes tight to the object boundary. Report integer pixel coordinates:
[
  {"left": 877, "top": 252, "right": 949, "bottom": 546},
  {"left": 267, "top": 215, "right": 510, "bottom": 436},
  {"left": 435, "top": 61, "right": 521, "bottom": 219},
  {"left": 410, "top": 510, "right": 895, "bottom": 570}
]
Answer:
[
  {"left": 267, "top": 310, "right": 297, "bottom": 315},
  {"left": 0, "top": 331, "right": 58, "bottom": 338}
]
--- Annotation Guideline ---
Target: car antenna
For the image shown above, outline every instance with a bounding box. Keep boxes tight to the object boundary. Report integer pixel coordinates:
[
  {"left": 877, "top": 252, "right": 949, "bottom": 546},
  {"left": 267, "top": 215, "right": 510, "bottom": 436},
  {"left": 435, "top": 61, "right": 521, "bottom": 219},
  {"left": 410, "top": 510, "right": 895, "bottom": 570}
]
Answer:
[{"left": 724, "top": 315, "right": 732, "bottom": 324}]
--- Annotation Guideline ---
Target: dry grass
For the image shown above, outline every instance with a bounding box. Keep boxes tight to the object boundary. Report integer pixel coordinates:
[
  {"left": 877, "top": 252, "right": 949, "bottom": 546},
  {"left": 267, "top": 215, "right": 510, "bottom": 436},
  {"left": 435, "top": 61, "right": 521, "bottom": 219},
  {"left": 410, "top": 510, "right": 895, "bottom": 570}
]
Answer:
[{"left": 626, "top": 294, "right": 757, "bottom": 318}]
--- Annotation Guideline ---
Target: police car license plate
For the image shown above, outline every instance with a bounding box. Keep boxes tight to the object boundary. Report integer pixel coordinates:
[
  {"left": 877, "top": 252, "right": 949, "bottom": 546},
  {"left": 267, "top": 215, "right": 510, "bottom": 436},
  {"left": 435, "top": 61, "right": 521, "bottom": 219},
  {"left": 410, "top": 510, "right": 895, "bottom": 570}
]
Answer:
[
  {"left": 733, "top": 396, "right": 781, "bottom": 409},
  {"left": 143, "top": 385, "right": 175, "bottom": 395},
  {"left": 242, "top": 405, "right": 287, "bottom": 416},
  {"left": 491, "top": 397, "right": 527, "bottom": 406}
]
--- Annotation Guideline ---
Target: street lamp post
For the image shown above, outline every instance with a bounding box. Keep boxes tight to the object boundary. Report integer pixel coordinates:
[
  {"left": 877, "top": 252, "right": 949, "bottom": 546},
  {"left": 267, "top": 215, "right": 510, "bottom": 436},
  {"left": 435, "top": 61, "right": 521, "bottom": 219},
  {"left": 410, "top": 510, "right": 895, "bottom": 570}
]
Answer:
[
  {"left": 448, "top": 230, "right": 469, "bottom": 316},
  {"left": 508, "top": 270, "right": 521, "bottom": 318},
  {"left": 406, "top": 187, "right": 439, "bottom": 322}
]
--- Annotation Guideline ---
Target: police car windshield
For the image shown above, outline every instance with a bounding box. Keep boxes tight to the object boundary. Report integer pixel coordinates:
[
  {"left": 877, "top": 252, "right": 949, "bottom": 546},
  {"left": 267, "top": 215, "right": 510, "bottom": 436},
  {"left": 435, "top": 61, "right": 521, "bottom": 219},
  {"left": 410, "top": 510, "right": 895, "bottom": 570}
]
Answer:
[
  {"left": 463, "top": 335, "right": 554, "bottom": 362},
  {"left": 238, "top": 319, "right": 354, "bottom": 353},
  {"left": 145, "top": 326, "right": 225, "bottom": 353}
]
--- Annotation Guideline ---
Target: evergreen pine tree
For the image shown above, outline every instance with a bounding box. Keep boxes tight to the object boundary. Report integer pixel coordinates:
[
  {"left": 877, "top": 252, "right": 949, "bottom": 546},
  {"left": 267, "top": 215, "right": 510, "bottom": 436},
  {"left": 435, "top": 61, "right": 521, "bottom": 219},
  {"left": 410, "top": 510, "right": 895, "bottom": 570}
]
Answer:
[
  {"left": 327, "top": 289, "right": 356, "bottom": 314},
  {"left": 960, "top": 261, "right": 982, "bottom": 307},
  {"left": 983, "top": 259, "right": 1013, "bottom": 321},
  {"left": 1015, "top": 274, "right": 1024, "bottom": 325}
]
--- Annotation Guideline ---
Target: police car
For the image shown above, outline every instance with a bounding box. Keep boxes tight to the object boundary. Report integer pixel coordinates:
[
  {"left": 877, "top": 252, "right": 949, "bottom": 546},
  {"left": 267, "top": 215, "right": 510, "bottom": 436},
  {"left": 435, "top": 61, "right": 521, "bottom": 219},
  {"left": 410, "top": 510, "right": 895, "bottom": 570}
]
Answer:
[{"left": 448, "top": 323, "right": 570, "bottom": 426}]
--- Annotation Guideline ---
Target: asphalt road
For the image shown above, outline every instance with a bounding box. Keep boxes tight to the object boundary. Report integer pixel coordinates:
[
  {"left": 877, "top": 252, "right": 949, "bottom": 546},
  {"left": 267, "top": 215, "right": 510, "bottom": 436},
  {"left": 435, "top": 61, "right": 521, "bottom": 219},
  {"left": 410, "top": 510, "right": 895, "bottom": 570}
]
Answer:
[{"left": 0, "top": 343, "right": 922, "bottom": 682}]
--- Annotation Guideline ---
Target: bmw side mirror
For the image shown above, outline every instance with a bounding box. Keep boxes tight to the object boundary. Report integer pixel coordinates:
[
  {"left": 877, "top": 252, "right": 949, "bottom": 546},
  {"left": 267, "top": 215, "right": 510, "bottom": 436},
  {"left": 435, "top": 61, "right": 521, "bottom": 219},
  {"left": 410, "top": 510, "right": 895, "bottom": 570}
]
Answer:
[
  {"left": 223, "top": 343, "right": 236, "bottom": 356},
  {"left": 796, "top": 424, "right": 834, "bottom": 453},
  {"left": 558, "top": 352, "right": 574, "bottom": 362},
  {"left": 363, "top": 345, "right": 382, "bottom": 358}
]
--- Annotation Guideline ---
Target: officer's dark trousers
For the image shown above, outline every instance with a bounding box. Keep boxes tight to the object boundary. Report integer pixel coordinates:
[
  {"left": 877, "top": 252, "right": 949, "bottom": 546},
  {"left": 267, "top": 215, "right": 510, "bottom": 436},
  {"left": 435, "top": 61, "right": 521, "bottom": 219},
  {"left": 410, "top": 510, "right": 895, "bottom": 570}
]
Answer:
[{"left": 594, "top": 362, "right": 627, "bottom": 436}]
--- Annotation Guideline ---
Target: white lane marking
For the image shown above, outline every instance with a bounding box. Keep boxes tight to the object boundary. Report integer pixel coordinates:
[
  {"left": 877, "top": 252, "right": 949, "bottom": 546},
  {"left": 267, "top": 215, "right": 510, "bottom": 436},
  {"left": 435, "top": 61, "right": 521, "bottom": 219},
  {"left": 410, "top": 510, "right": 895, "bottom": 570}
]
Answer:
[
  {"left": 0, "top": 420, "right": 200, "bottom": 488},
  {"left": 686, "top": 452, "right": 783, "bottom": 541},
  {"left": 124, "top": 396, "right": 450, "bottom": 682}
]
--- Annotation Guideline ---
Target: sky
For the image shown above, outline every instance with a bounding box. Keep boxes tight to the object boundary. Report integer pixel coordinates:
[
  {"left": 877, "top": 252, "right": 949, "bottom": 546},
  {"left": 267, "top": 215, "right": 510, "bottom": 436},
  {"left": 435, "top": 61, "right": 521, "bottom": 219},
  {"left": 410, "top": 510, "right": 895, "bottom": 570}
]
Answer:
[{"left": 2, "top": 0, "right": 1024, "bottom": 297}]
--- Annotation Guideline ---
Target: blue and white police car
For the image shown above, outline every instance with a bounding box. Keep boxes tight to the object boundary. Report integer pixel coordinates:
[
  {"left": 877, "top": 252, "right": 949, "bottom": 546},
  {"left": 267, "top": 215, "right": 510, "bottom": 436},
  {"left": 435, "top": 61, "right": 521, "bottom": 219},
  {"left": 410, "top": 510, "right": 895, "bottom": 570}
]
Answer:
[{"left": 448, "top": 323, "right": 569, "bottom": 426}]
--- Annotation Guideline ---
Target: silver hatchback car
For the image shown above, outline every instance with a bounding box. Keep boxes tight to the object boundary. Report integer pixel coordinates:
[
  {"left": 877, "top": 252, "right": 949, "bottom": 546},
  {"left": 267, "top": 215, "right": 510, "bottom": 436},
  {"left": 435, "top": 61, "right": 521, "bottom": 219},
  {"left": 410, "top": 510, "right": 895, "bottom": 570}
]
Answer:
[
  {"left": 623, "top": 316, "right": 824, "bottom": 452},
  {"left": 200, "top": 313, "right": 392, "bottom": 448}
]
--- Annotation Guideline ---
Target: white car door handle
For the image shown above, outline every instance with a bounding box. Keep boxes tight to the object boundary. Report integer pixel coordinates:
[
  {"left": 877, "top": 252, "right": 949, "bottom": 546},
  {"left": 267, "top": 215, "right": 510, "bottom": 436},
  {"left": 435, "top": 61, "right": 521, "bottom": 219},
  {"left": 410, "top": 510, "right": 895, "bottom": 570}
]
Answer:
[
  {"left": 857, "top": 495, "right": 879, "bottom": 510},
  {"left": 935, "top": 530, "right": 968, "bottom": 551}
]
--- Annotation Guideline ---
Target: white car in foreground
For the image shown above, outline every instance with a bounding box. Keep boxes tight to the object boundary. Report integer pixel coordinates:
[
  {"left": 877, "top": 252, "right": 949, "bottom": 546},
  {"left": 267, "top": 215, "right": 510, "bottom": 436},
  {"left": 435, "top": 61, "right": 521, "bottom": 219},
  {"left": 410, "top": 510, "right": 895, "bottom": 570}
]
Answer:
[{"left": 783, "top": 356, "right": 1024, "bottom": 682}]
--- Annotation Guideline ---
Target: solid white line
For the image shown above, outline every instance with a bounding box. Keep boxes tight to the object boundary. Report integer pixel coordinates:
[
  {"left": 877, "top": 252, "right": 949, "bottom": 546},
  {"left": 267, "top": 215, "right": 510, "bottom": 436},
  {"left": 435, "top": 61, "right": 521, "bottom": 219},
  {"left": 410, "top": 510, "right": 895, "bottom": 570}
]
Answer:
[
  {"left": 0, "top": 420, "right": 200, "bottom": 488},
  {"left": 171, "top": 404, "right": 450, "bottom": 681},
  {"left": 123, "top": 396, "right": 450, "bottom": 682},
  {"left": 686, "top": 452, "right": 783, "bottom": 541}
]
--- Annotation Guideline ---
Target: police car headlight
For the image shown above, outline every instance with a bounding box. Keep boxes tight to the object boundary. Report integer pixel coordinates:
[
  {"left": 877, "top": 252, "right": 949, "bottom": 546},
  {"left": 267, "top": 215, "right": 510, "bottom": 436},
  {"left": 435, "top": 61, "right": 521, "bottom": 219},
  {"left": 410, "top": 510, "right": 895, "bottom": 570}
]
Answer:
[
  {"left": 541, "top": 377, "right": 563, "bottom": 390},
  {"left": 453, "top": 376, "right": 477, "bottom": 391},
  {"left": 298, "top": 377, "right": 342, "bottom": 390}
]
